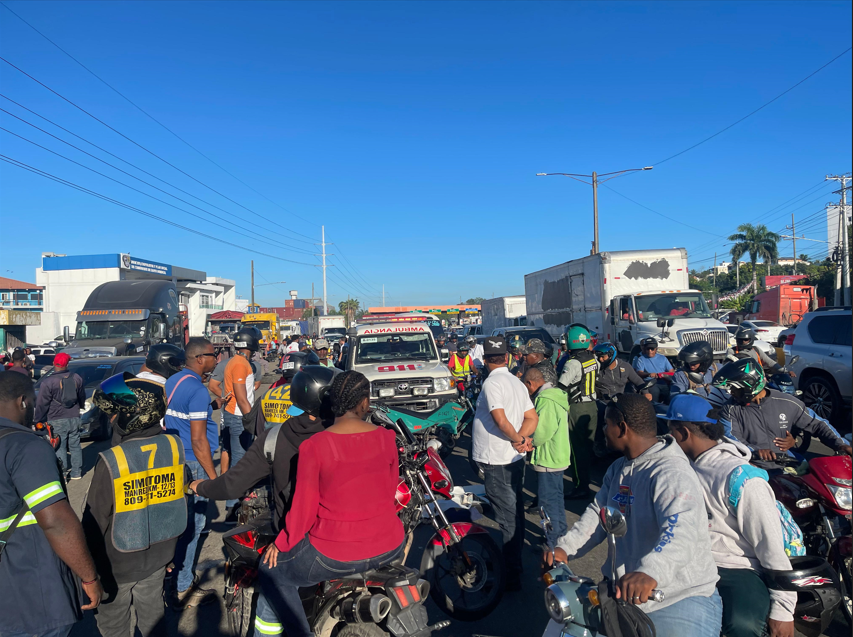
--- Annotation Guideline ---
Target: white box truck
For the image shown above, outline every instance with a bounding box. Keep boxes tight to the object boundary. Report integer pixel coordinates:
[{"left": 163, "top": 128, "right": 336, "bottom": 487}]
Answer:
[
  {"left": 307, "top": 315, "right": 347, "bottom": 340},
  {"left": 524, "top": 248, "right": 729, "bottom": 359},
  {"left": 481, "top": 296, "right": 527, "bottom": 335}
]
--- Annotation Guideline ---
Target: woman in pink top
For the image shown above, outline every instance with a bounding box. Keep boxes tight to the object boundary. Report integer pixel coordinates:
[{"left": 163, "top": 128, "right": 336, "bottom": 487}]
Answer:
[{"left": 254, "top": 370, "right": 405, "bottom": 637}]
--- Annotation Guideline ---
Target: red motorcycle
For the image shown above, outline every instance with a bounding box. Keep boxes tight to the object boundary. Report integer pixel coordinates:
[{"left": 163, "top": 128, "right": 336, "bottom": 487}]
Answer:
[
  {"left": 372, "top": 408, "right": 505, "bottom": 622},
  {"left": 768, "top": 453, "right": 852, "bottom": 622}
]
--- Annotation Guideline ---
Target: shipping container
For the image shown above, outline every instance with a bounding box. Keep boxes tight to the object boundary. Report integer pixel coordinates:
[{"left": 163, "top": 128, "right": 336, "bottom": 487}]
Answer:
[
  {"left": 294, "top": 299, "right": 307, "bottom": 309},
  {"left": 481, "top": 296, "right": 527, "bottom": 335}
]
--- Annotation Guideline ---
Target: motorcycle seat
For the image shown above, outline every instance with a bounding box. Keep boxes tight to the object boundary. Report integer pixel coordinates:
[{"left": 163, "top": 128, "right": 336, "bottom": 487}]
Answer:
[{"left": 352, "top": 563, "right": 420, "bottom": 587}]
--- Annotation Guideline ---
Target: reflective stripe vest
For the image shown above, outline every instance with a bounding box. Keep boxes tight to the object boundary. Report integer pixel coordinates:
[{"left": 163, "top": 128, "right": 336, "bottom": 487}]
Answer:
[
  {"left": 99, "top": 434, "right": 187, "bottom": 552},
  {"left": 448, "top": 354, "right": 472, "bottom": 379},
  {"left": 562, "top": 350, "right": 598, "bottom": 404}
]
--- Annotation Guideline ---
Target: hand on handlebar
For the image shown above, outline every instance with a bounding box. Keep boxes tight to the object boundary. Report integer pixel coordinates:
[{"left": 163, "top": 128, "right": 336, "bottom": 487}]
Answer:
[
  {"left": 543, "top": 547, "right": 568, "bottom": 572},
  {"left": 756, "top": 449, "right": 777, "bottom": 462},
  {"left": 615, "top": 571, "right": 658, "bottom": 605},
  {"left": 838, "top": 444, "right": 852, "bottom": 457}
]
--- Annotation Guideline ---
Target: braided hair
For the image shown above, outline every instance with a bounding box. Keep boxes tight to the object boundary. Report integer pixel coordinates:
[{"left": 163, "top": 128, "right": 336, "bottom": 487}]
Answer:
[{"left": 329, "top": 370, "right": 371, "bottom": 417}]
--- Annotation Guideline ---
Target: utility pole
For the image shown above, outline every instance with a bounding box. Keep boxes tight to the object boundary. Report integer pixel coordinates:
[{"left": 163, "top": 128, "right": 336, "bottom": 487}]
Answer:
[
  {"left": 712, "top": 252, "right": 717, "bottom": 291},
  {"left": 592, "top": 171, "right": 599, "bottom": 255},
  {"left": 382, "top": 284, "right": 385, "bottom": 308},
  {"left": 315, "top": 226, "right": 333, "bottom": 316},
  {"left": 785, "top": 214, "right": 797, "bottom": 275},
  {"left": 826, "top": 175, "right": 851, "bottom": 305},
  {"left": 251, "top": 260, "right": 255, "bottom": 306}
]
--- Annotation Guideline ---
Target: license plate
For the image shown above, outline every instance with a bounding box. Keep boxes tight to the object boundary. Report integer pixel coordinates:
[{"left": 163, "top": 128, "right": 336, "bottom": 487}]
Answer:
[{"left": 281, "top": 362, "right": 295, "bottom": 369}]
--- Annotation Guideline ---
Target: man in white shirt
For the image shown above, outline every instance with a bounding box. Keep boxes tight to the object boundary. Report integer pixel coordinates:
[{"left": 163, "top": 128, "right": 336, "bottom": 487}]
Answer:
[
  {"left": 466, "top": 336, "right": 484, "bottom": 370},
  {"left": 286, "top": 336, "right": 300, "bottom": 353},
  {"left": 472, "top": 334, "right": 538, "bottom": 591}
]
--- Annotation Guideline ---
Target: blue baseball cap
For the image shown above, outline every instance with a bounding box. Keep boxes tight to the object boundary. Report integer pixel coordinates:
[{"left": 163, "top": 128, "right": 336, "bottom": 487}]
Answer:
[{"left": 665, "top": 394, "right": 716, "bottom": 424}]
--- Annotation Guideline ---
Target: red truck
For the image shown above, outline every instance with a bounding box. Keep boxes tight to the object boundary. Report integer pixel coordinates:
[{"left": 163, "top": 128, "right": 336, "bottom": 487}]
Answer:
[{"left": 747, "top": 283, "right": 817, "bottom": 326}]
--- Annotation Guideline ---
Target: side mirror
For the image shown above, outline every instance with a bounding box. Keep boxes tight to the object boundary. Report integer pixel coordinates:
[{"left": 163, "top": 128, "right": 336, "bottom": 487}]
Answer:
[
  {"left": 599, "top": 506, "right": 628, "bottom": 537},
  {"left": 123, "top": 337, "right": 133, "bottom": 344},
  {"left": 63, "top": 326, "right": 70, "bottom": 342},
  {"left": 656, "top": 318, "right": 666, "bottom": 328},
  {"left": 787, "top": 355, "right": 799, "bottom": 366},
  {"left": 440, "top": 348, "right": 450, "bottom": 363}
]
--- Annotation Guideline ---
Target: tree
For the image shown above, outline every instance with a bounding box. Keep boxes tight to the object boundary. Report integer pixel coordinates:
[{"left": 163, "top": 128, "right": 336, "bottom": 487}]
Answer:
[
  {"left": 798, "top": 254, "right": 810, "bottom": 263},
  {"left": 301, "top": 307, "right": 314, "bottom": 320},
  {"left": 465, "top": 297, "right": 486, "bottom": 305},
  {"left": 338, "top": 299, "right": 360, "bottom": 326},
  {"left": 728, "top": 223, "right": 780, "bottom": 293}
]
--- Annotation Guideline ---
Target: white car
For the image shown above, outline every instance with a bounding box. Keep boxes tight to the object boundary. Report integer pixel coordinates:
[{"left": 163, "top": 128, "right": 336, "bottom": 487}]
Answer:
[{"left": 739, "top": 320, "right": 787, "bottom": 346}]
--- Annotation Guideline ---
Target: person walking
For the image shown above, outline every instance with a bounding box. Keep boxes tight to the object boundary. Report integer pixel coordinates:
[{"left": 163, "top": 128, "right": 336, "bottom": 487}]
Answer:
[
  {"left": 164, "top": 337, "right": 218, "bottom": 608},
  {"left": 0, "top": 372, "right": 102, "bottom": 637},
  {"left": 522, "top": 367, "right": 570, "bottom": 549},
  {"left": 83, "top": 373, "right": 191, "bottom": 637},
  {"left": 33, "top": 352, "right": 86, "bottom": 481},
  {"left": 471, "top": 335, "right": 538, "bottom": 591},
  {"left": 7, "top": 349, "right": 31, "bottom": 377}
]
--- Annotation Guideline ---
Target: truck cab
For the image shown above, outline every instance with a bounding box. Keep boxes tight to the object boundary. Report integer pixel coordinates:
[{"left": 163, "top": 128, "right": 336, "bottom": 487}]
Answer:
[
  {"left": 346, "top": 322, "right": 456, "bottom": 412},
  {"left": 609, "top": 289, "right": 729, "bottom": 360}
]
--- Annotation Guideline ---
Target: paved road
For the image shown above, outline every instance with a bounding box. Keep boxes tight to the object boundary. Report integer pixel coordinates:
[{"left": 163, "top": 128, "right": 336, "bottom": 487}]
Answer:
[{"left": 65, "top": 375, "right": 850, "bottom": 637}]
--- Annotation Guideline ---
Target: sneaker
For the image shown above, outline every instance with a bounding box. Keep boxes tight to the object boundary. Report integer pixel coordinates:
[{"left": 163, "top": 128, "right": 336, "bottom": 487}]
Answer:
[
  {"left": 170, "top": 584, "right": 216, "bottom": 610},
  {"left": 524, "top": 498, "right": 539, "bottom": 512},
  {"left": 70, "top": 475, "right": 83, "bottom": 481}
]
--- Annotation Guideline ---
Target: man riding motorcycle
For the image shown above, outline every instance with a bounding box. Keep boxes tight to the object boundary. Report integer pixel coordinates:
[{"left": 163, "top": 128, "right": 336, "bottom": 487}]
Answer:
[
  {"left": 447, "top": 342, "right": 479, "bottom": 381},
  {"left": 712, "top": 359, "right": 851, "bottom": 468},
  {"left": 671, "top": 341, "right": 719, "bottom": 399},
  {"left": 728, "top": 327, "right": 791, "bottom": 377},
  {"left": 594, "top": 343, "right": 650, "bottom": 402}
]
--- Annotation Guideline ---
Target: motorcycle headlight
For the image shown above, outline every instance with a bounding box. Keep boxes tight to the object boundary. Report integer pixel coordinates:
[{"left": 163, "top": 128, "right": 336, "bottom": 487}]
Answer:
[
  {"left": 827, "top": 484, "right": 852, "bottom": 510},
  {"left": 544, "top": 584, "right": 572, "bottom": 623},
  {"left": 434, "top": 378, "right": 450, "bottom": 392}
]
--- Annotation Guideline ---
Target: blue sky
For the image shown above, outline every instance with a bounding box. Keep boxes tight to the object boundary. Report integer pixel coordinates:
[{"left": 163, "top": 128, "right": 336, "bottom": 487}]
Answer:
[{"left": 1, "top": 1, "right": 850, "bottom": 308}]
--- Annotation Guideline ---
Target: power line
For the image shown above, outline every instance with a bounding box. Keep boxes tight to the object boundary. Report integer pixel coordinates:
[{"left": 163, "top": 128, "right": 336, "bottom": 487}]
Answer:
[
  {"left": 653, "top": 47, "right": 852, "bottom": 166},
  {"left": 0, "top": 153, "right": 317, "bottom": 266},
  {"left": 331, "top": 243, "right": 383, "bottom": 293},
  {"left": 0, "top": 0, "right": 318, "bottom": 228},
  {"left": 0, "top": 55, "right": 318, "bottom": 244},
  {"left": 602, "top": 184, "right": 727, "bottom": 237}
]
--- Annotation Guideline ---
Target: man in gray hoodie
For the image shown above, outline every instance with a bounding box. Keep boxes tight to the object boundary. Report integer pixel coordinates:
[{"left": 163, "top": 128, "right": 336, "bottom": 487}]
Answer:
[
  {"left": 551, "top": 393, "right": 721, "bottom": 637},
  {"left": 667, "top": 393, "right": 796, "bottom": 637}
]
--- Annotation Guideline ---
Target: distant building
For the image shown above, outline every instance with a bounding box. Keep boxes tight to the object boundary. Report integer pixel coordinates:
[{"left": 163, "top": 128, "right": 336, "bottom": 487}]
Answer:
[
  {"left": 713, "top": 261, "right": 747, "bottom": 275},
  {"left": 776, "top": 258, "right": 810, "bottom": 267},
  {"left": 0, "top": 276, "right": 43, "bottom": 312}
]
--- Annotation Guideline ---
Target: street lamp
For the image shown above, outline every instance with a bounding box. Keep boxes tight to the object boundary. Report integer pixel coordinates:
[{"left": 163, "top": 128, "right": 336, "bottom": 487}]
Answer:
[{"left": 536, "top": 166, "right": 653, "bottom": 254}]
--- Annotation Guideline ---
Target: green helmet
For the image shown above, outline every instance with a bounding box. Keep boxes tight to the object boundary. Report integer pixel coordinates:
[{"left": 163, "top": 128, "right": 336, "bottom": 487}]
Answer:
[
  {"left": 508, "top": 335, "right": 524, "bottom": 353},
  {"left": 711, "top": 358, "right": 766, "bottom": 402},
  {"left": 565, "top": 325, "right": 592, "bottom": 350}
]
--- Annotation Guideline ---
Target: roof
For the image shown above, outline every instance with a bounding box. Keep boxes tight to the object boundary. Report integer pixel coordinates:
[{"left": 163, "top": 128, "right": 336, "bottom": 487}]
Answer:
[
  {"left": 210, "top": 310, "right": 244, "bottom": 320},
  {"left": 0, "top": 276, "right": 43, "bottom": 290}
]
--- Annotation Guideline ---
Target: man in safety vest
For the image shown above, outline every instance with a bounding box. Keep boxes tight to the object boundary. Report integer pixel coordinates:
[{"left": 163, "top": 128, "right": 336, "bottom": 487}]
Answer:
[
  {"left": 83, "top": 373, "right": 191, "bottom": 636},
  {"left": 448, "top": 342, "right": 479, "bottom": 381}
]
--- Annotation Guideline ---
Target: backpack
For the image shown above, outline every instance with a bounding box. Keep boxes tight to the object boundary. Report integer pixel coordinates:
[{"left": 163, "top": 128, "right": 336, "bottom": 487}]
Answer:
[
  {"left": 59, "top": 373, "right": 80, "bottom": 409},
  {"left": 727, "top": 464, "right": 806, "bottom": 557}
]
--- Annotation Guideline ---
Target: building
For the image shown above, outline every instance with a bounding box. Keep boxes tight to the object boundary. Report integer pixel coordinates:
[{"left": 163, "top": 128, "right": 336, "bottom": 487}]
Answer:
[
  {"left": 31, "top": 253, "right": 237, "bottom": 343},
  {"left": 0, "top": 277, "right": 44, "bottom": 351},
  {"left": 713, "top": 261, "right": 747, "bottom": 275},
  {"left": 776, "top": 258, "right": 810, "bottom": 267},
  {"left": 0, "top": 276, "right": 43, "bottom": 312}
]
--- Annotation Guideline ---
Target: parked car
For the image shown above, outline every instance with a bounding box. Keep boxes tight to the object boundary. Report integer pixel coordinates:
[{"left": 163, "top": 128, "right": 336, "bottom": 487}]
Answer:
[
  {"left": 725, "top": 325, "right": 776, "bottom": 359},
  {"left": 785, "top": 308, "right": 851, "bottom": 423},
  {"left": 34, "top": 356, "right": 146, "bottom": 440},
  {"left": 32, "top": 354, "right": 56, "bottom": 380},
  {"left": 28, "top": 346, "right": 57, "bottom": 356},
  {"left": 738, "top": 320, "right": 787, "bottom": 346}
]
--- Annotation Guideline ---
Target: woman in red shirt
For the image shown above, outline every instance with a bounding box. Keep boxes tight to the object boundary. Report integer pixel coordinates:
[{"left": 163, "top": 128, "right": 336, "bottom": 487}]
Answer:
[{"left": 255, "top": 370, "right": 405, "bottom": 637}]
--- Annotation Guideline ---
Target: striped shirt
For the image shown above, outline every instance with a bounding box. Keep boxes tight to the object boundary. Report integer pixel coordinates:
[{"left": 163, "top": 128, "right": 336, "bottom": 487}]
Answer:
[{"left": 164, "top": 369, "right": 218, "bottom": 462}]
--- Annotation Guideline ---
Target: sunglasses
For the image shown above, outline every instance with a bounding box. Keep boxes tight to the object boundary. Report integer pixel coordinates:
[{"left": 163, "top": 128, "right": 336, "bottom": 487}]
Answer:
[{"left": 196, "top": 352, "right": 216, "bottom": 358}]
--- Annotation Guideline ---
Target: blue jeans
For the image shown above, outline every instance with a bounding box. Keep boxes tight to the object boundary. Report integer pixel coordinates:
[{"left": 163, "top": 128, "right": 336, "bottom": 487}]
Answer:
[
  {"left": 52, "top": 417, "right": 82, "bottom": 478},
  {"left": 536, "top": 470, "right": 566, "bottom": 547},
  {"left": 173, "top": 460, "right": 208, "bottom": 592},
  {"left": 256, "top": 537, "right": 405, "bottom": 637},
  {"left": 222, "top": 411, "right": 253, "bottom": 509},
  {"left": 478, "top": 459, "right": 525, "bottom": 580},
  {"left": 647, "top": 590, "right": 723, "bottom": 637},
  {"left": 0, "top": 625, "right": 74, "bottom": 637}
]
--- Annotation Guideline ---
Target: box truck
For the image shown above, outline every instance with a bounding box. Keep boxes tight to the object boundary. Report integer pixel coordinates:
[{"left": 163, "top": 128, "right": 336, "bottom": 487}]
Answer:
[
  {"left": 481, "top": 296, "right": 527, "bottom": 335},
  {"left": 524, "top": 248, "right": 729, "bottom": 359},
  {"left": 307, "top": 315, "right": 347, "bottom": 339},
  {"left": 747, "top": 284, "right": 817, "bottom": 326}
]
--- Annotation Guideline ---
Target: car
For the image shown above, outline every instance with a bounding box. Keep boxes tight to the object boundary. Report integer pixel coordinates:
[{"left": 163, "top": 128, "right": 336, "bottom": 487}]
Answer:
[
  {"left": 785, "top": 308, "right": 851, "bottom": 423},
  {"left": 462, "top": 324, "right": 484, "bottom": 337},
  {"left": 738, "top": 320, "right": 787, "bottom": 346},
  {"left": 489, "top": 326, "right": 559, "bottom": 363},
  {"left": 34, "top": 356, "right": 146, "bottom": 440},
  {"left": 27, "top": 346, "right": 57, "bottom": 356},
  {"left": 725, "top": 325, "right": 776, "bottom": 359},
  {"left": 32, "top": 354, "right": 56, "bottom": 380}
]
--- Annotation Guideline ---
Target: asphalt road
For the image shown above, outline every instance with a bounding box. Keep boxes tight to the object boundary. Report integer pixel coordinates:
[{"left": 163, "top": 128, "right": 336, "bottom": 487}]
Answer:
[{"left": 65, "top": 372, "right": 850, "bottom": 637}]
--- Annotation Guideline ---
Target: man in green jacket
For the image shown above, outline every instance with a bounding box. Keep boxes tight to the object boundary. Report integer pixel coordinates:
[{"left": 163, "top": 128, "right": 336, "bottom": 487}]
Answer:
[{"left": 523, "top": 366, "right": 571, "bottom": 548}]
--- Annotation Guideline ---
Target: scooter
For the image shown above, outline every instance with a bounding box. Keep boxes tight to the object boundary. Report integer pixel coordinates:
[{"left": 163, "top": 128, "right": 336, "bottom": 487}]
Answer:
[
  {"left": 539, "top": 505, "right": 663, "bottom": 637},
  {"left": 373, "top": 398, "right": 474, "bottom": 458}
]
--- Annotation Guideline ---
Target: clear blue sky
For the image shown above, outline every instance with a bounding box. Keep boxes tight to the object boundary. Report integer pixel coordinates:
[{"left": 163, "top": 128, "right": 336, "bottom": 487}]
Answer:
[{"left": 1, "top": 1, "right": 850, "bottom": 308}]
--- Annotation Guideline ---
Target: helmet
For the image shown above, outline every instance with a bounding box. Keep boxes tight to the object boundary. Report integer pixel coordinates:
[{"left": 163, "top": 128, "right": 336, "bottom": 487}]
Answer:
[
  {"left": 279, "top": 350, "right": 320, "bottom": 381},
  {"left": 734, "top": 326, "right": 756, "bottom": 349},
  {"left": 145, "top": 343, "right": 186, "bottom": 379},
  {"left": 712, "top": 358, "right": 766, "bottom": 402},
  {"left": 565, "top": 325, "right": 592, "bottom": 351},
  {"left": 289, "top": 365, "right": 340, "bottom": 416},
  {"left": 593, "top": 342, "right": 618, "bottom": 367},
  {"left": 677, "top": 341, "right": 714, "bottom": 383},
  {"left": 93, "top": 373, "right": 167, "bottom": 436},
  {"left": 465, "top": 336, "right": 477, "bottom": 346},
  {"left": 766, "top": 556, "right": 842, "bottom": 637},
  {"left": 233, "top": 328, "right": 260, "bottom": 352},
  {"left": 457, "top": 342, "right": 470, "bottom": 352},
  {"left": 508, "top": 335, "right": 524, "bottom": 353}
]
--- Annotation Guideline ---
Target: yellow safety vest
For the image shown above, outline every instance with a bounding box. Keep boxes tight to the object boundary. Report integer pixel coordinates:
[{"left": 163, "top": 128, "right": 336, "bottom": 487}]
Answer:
[{"left": 449, "top": 354, "right": 472, "bottom": 379}]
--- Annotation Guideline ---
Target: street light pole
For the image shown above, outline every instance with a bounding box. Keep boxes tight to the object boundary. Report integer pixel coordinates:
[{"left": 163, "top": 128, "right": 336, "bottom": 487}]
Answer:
[{"left": 537, "top": 166, "right": 653, "bottom": 254}]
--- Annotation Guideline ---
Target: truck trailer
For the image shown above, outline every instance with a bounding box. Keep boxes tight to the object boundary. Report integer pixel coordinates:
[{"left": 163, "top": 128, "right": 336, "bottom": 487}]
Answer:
[
  {"left": 747, "top": 283, "right": 817, "bottom": 326},
  {"left": 481, "top": 295, "right": 527, "bottom": 335},
  {"left": 524, "top": 248, "right": 729, "bottom": 359}
]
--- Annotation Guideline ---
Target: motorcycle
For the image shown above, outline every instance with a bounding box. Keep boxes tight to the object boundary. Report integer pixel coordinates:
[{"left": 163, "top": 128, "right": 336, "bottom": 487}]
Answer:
[
  {"left": 539, "top": 506, "right": 663, "bottom": 637},
  {"left": 372, "top": 398, "right": 474, "bottom": 459},
  {"left": 765, "top": 452, "right": 852, "bottom": 622},
  {"left": 455, "top": 373, "right": 481, "bottom": 405},
  {"left": 372, "top": 408, "right": 505, "bottom": 622}
]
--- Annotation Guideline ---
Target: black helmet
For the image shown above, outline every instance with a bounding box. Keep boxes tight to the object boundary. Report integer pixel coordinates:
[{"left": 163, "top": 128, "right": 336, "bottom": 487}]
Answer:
[
  {"left": 678, "top": 341, "right": 714, "bottom": 383},
  {"left": 734, "top": 326, "right": 756, "bottom": 349},
  {"left": 279, "top": 350, "right": 320, "bottom": 381},
  {"left": 290, "top": 365, "right": 340, "bottom": 416},
  {"left": 712, "top": 358, "right": 766, "bottom": 403},
  {"left": 145, "top": 343, "right": 186, "bottom": 379},
  {"left": 766, "top": 556, "right": 842, "bottom": 637},
  {"left": 93, "top": 373, "right": 167, "bottom": 436},
  {"left": 233, "top": 328, "right": 260, "bottom": 352}
]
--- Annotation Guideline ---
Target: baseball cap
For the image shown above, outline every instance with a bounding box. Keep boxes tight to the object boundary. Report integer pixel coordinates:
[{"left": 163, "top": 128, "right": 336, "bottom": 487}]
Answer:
[
  {"left": 641, "top": 337, "right": 658, "bottom": 348},
  {"left": 525, "top": 338, "right": 548, "bottom": 354},
  {"left": 314, "top": 338, "right": 330, "bottom": 350},
  {"left": 665, "top": 394, "right": 716, "bottom": 424},
  {"left": 483, "top": 335, "right": 507, "bottom": 356},
  {"left": 53, "top": 352, "right": 71, "bottom": 367}
]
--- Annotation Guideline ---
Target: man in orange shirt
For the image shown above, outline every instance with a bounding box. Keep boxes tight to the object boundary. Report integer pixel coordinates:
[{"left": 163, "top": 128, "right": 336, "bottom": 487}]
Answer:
[{"left": 222, "top": 329, "right": 259, "bottom": 517}]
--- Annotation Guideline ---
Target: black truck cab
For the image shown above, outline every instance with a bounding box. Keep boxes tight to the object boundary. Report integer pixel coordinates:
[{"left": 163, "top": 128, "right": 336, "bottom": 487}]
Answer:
[{"left": 64, "top": 280, "right": 185, "bottom": 357}]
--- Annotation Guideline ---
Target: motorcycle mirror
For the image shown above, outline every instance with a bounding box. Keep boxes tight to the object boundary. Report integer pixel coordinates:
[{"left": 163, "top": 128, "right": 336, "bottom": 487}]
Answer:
[
  {"left": 599, "top": 506, "right": 628, "bottom": 537},
  {"left": 787, "top": 355, "right": 799, "bottom": 366},
  {"left": 123, "top": 337, "right": 133, "bottom": 344}
]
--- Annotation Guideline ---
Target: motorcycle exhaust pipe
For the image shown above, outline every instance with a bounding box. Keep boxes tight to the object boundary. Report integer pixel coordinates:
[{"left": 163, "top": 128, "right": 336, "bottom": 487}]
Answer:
[
  {"left": 367, "top": 594, "right": 392, "bottom": 622},
  {"left": 342, "top": 593, "right": 392, "bottom": 623}
]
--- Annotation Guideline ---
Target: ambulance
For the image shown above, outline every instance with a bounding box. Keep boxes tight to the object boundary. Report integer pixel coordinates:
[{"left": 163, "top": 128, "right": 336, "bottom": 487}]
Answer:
[{"left": 346, "top": 321, "right": 457, "bottom": 412}]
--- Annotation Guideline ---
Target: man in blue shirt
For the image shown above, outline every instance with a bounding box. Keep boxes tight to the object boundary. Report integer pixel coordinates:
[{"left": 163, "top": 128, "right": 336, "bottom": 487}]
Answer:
[
  {"left": 0, "top": 371, "right": 102, "bottom": 637},
  {"left": 164, "top": 337, "right": 218, "bottom": 608},
  {"left": 632, "top": 337, "right": 674, "bottom": 404}
]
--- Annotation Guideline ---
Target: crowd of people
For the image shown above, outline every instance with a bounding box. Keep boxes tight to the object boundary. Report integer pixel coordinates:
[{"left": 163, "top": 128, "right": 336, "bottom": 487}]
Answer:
[{"left": 0, "top": 321, "right": 850, "bottom": 637}]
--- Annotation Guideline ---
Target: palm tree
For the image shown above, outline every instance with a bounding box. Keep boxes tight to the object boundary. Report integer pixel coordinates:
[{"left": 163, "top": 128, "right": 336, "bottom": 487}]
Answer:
[
  {"left": 338, "top": 299, "right": 360, "bottom": 326},
  {"left": 728, "top": 223, "right": 780, "bottom": 292}
]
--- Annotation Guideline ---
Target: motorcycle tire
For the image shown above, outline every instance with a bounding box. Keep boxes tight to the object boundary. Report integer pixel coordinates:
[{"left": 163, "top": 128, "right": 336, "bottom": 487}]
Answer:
[
  {"left": 421, "top": 532, "right": 505, "bottom": 622},
  {"left": 225, "top": 580, "right": 257, "bottom": 637},
  {"left": 333, "top": 623, "right": 387, "bottom": 637}
]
